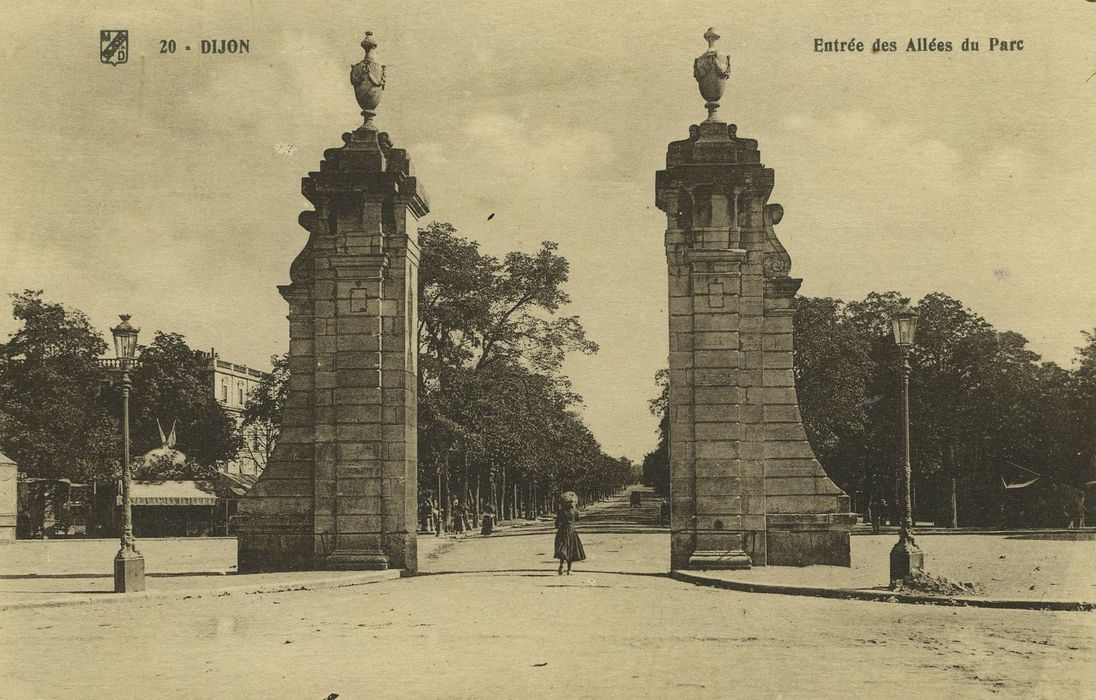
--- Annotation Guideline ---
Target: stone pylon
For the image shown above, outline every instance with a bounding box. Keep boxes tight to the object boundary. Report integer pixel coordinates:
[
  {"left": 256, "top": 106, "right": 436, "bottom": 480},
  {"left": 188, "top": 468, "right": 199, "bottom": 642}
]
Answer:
[
  {"left": 656, "top": 30, "right": 854, "bottom": 570},
  {"left": 236, "top": 34, "right": 427, "bottom": 572}
]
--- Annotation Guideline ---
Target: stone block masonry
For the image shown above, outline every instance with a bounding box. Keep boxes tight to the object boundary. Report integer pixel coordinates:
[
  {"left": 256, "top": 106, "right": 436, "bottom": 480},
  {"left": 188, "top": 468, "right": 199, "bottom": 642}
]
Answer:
[
  {"left": 656, "top": 113, "right": 854, "bottom": 569},
  {"left": 236, "top": 120, "right": 427, "bottom": 572}
]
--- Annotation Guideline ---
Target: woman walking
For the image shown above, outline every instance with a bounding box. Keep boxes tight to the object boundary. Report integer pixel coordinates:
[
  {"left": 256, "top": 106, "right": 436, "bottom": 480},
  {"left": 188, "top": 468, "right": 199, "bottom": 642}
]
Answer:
[{"left": 553, "top": 491, "right": 586, "bottom": 575}]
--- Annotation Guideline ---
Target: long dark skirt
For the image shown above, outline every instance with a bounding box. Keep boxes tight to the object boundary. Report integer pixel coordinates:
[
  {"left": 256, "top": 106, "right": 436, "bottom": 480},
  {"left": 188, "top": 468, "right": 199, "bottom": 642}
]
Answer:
[{"left": 554, "top": 524, "right": 586, "bottom": 562}]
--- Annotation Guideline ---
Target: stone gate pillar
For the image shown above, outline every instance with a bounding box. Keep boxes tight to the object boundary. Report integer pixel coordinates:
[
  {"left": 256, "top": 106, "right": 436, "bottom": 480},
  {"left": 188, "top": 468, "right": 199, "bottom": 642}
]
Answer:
[
  {"left": 236, "top": 33, "right": 427, "bottom": 572},
  {"left": 656, "top": 29, "right": 854, "bottom": 570}
]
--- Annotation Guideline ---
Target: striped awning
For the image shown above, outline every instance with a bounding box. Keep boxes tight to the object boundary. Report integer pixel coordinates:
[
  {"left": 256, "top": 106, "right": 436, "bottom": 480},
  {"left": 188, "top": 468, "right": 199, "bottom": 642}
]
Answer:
[{"left": 121, "top": 480, "right": 218, "bottom": 506}]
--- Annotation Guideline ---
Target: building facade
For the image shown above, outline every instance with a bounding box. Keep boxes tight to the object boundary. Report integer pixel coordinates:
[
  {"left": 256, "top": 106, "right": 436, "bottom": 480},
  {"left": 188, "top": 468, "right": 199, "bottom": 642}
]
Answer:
[{"left": 203, "top": 349, "right": 270, "bottom": 476}]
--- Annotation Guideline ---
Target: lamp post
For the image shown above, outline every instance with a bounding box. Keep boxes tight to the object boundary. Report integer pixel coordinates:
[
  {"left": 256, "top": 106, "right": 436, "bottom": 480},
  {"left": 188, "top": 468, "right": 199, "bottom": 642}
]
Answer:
[
  {"left": 109, "top": 314, "right": 144, "bottom": 592},
  {"left": 890, "top": 304, "right": 924, "bottom": 583}
]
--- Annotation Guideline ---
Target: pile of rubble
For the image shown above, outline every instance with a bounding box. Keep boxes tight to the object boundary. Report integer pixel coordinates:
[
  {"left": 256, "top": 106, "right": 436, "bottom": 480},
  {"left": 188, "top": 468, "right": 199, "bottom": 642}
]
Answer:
[{"left": 891, "top": 571, "right": 986, "bottom": 597}]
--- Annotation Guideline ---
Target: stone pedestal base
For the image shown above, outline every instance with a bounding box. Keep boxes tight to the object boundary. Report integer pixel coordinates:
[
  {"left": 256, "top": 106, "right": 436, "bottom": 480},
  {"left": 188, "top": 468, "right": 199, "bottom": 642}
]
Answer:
[
  {"left": 326, "top": 550, "right": 390, "bottom": 571},
  {"left": 889, "top": 537, "right": 925, "bottom": 583},
  {"left": 383, "top": 533, "right": 417, "bottom": 575},
  {"left": 688, "top": 550, "right": 752, "bottom": 570},
  {"left": 114, "top": 550, "right": 145, "bottom": 593},
  {"left": 0, "top": 458, "right": 14, "bottom": 543},
  {"left": 236, "top": 516, "right": 314, "bottom": 573},
  {"left": 767, "top": 528, "right": 852, "bottom": 567}
]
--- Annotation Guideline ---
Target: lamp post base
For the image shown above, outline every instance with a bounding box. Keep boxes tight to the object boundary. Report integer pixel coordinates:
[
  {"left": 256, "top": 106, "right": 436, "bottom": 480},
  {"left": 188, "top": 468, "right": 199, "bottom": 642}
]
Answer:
[
  {"left": 114, "top": 549, "right": 145, "bottom": 593},
  {"left": 889, "top": 536, "right": 924, "bottom": 585}
]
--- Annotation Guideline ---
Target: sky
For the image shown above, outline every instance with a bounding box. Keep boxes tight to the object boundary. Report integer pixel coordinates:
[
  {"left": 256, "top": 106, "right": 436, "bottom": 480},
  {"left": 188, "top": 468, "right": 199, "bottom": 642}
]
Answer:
[{"left": 0, "top": 1, "right": 1093, "bottom": 461}]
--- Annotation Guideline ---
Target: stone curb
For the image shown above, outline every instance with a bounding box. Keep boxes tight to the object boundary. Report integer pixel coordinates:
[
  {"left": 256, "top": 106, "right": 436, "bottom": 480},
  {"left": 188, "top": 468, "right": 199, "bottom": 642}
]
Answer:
[
  {"left": 0, "top": 569, "right": 401, "bottom": 612},
  {"left": 851, "top": 528, "right": 1096, "bottom": 537},
  {"left": 669, "top": 571, "right": 1096, "bottom": 612}
]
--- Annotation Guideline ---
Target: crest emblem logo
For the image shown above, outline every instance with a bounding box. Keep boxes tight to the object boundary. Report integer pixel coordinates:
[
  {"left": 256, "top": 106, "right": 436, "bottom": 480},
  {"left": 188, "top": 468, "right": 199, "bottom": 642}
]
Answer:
[{"left": 100, "top": 30, "right": 128, "bottom": 66}]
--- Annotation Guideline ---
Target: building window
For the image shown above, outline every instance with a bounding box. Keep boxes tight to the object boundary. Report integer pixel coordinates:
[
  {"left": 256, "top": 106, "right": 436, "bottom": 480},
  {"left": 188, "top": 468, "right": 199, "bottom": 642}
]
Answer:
[
  {"left": 221, "top": 380, "right": 228, "bottom": 403},
  {"left": 238, "top": 385, "right": 244, "bottom": 405}
]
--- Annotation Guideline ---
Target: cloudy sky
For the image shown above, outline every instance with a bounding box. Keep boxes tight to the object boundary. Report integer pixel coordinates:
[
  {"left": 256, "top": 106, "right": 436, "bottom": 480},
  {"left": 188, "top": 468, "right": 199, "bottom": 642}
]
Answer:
[{"left": 1, "top": 1, "right": 1093, "bottom": 460}]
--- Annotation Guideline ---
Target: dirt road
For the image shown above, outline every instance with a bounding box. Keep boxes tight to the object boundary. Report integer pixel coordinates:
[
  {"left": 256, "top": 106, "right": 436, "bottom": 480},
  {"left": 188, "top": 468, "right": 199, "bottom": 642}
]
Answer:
[{"left": 1, "top": 489, "right": 1092, "bottom": 698}]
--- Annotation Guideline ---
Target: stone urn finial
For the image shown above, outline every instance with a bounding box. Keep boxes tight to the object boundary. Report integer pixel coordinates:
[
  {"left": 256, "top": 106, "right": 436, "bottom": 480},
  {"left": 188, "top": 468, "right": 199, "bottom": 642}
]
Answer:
[
  {"left": 693, "top": 27, "right": 731, "bottom": 122},
  {"left": 351, "top": 31, "right": 387, "bottom": 128}
]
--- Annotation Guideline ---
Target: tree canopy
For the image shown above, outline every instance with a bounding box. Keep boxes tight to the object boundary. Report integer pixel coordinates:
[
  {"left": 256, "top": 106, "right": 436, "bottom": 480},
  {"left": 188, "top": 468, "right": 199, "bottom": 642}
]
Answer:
[
  {"left": 802, "top": 291, "right": 1095, "bottom": 526},
  {"left": 641, "top": 369, "right": 669, "bottom": 497},
  {"left": 0, "top": 291, "right": 118, "bottom": 482},
  {"left": 418, "top": 222, "right": 597, "bottom": 379},
  {"left": 0, "top": 291, "right": 243, "bottom": 482}
]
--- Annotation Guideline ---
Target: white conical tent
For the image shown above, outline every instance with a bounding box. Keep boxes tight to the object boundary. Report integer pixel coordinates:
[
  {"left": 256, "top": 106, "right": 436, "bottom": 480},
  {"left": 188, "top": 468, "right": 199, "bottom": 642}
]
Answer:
[{"left": 141, "top": 419, "right": 187, "bottom": 467}]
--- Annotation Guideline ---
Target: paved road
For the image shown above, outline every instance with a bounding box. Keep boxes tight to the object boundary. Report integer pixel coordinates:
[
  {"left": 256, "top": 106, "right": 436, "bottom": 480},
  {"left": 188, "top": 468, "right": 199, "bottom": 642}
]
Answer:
[{"left": 1, "top": 488, "right": 1092, "bottom": 698}]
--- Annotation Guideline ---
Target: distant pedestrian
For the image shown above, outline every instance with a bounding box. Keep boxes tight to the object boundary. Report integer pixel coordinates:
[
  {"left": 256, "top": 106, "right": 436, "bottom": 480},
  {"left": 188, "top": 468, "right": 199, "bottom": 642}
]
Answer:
[
  {"left": 431, "top": 499, "right": 442, "bottom": 537},
  {"left": 481, "top": 502, "right": 496, "bottom": 535},
  {"left": 452, "top": 500, "right": 467, "bottom": 534},
  {"left": 553, "top": 491, "right": 586, "bottom": 575},
  {"left": 659, "top": 497, "right": 670, "bottom": 526},
  {"left": 419, "top": 499, "right": 434, "bottom": 534},
  {"left": 872, "top": 498, "right": 888, "bottom": 534}
]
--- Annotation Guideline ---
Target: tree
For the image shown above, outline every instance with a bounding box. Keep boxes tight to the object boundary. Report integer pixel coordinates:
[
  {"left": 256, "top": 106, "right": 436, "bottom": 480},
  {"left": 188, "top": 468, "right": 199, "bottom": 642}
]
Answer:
[
  {"left": 416, "top": 222, "right": 627, "bottom": 525},
  {"left": 792, "top": 296, "right": 874, "bottom": 491},
  {"left": 1064, "top": 330, "right": 1096, "bottom": 484},
  {"left": 418, "top": 222, "right": 598, "bottom": 382},
  {"left": 641, "top": 369, "right": 669, "bottom": 496},
  {"left": 241, "top": 354, "right": 289, "bottom": 474},
  {"left": 0, "top": 291, "right": 118, "bottom": 482},
  {"left": 125, "top": 332, "right": 241, "bottom": 477}
]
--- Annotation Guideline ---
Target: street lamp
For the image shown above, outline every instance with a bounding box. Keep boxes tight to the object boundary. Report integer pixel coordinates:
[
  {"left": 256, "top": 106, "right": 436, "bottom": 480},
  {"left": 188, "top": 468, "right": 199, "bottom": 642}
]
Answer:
[
  {"left": 890, "top": 303, "right": 924, "bottom": 583},
  {"left": 109, "top": 314, "right": 144, "bottom": 592}
]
